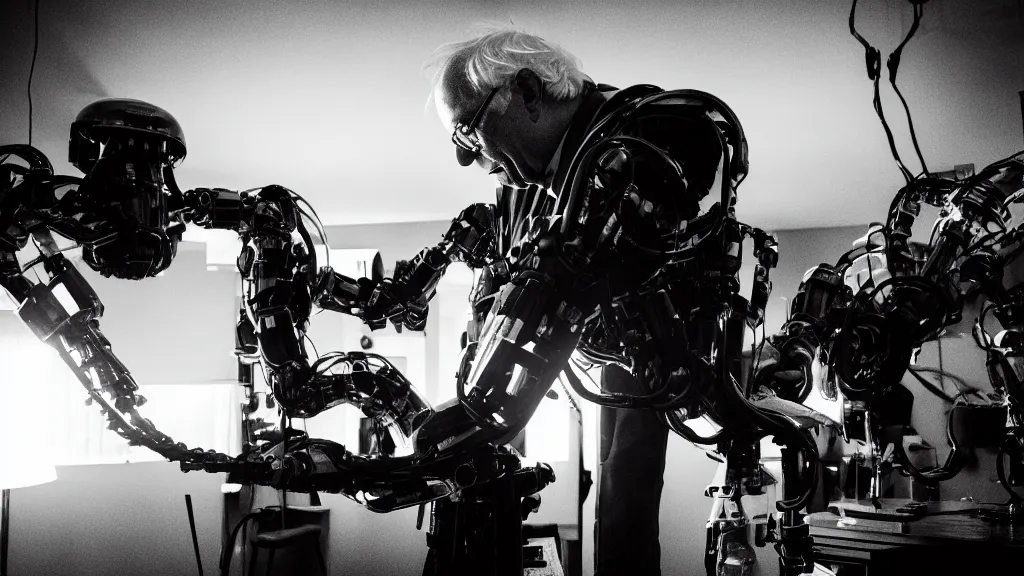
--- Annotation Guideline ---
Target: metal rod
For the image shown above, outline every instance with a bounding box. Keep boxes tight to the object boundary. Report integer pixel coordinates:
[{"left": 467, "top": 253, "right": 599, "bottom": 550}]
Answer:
[
  {"left": 281, "top": 413, "right": 287, "bottom": 530},
  {"left": 185, "top": 494, "right": 204, "bottom": 576},
  {"left": 1, "top": 489, "right": 10, "bottom": 576}
]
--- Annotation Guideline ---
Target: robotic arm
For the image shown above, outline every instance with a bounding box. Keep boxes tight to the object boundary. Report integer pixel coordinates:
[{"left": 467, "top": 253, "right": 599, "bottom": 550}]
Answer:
[
  {"left": 0, "top": 101, "right": 239, "bottom": 473},
  {"left": 314, "top": 202, "right": 497, "bottom": 332},
  {"left": 185, "top": 186, "right": 556, "bottom": 513},
  {"left": 183, "top": 185, "right": 430, "bottom": 422},
  {"left": 1, "top": 100, "right": 540, "bottom": 513},
  {"left": 756, "top": 152, "right": 1024, "bottom": 510}
]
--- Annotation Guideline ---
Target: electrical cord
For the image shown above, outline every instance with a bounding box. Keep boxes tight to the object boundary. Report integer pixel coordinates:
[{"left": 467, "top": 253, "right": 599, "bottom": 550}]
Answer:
[
  {"left": 662, "top": 408, "right": 727, "bottom": 445},
  {"left": 906, "top": 366, "right": 954, "bottom": 403},
  {"left": 28, "top": 0, "right": 40, "bottom": 146},
  {"left": 997, "top": 438, "right": 1024, "bottom": 505},
  {"left": 219, "top": 510, "right": 264, "bottom": 576},
  {"left": 893, "top": 404, "right": 966, "bottom": 484},
  {"left": 746, "top": 323, "right": 760, "bottom": 399},
  {"left": 974, "top": 301, "right": 997, "bottom": 351},
  {"left": 967, "top": 230, "right": 1005, "bottom": 254},
  {"left": 908, "top": 366, "right": 979, "bottom": 397},
  {"left": 850, "top": 0, "right": 930, "bottom": 184},
  {"left": 887, "top": 2, "right": 929, "bottom": 177},
  {"left": 874, "top": 69, "right": 912, "bottom": 184}
]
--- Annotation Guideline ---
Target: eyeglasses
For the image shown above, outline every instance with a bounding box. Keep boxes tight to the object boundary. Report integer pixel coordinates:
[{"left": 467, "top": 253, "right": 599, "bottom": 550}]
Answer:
[{"left": 451, "top": 87, "right": 499, "bottom": 161}]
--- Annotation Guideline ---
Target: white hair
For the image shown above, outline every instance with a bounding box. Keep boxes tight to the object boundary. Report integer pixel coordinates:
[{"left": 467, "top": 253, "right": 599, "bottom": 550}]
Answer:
[{"left": 425, "top": 26, "right": 591, "bottom": 110}]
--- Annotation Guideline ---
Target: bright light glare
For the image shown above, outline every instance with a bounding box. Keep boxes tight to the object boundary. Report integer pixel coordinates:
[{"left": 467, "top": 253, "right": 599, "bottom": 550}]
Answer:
[
  {"left": 0, "top": 335, "right": 60, "bottom": 487},
  {"left": 221, "top": 483, "right": 243, "bottom": 494},
  {"left": 0, "top": 338, "right": 59, "bottom": 400},
  {"left": 525, "top": 391, "right": 570, "bottom": 463}
]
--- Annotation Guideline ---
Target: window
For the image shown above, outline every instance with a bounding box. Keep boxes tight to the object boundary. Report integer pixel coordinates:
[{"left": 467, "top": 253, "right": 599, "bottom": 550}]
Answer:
[{"left": 0, "top": 324, "right": 241, "bottom": 466}]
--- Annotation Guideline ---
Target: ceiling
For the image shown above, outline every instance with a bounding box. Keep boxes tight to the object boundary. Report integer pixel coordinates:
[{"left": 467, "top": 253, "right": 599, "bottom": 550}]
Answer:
[{"left": 1, "top": 0, "right": 1022, "bottom": 231}]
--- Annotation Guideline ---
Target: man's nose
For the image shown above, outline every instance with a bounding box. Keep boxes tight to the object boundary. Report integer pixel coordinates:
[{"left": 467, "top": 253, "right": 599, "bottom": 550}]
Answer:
[{"left": 456, "top": 146, "right": 477, "bottom": 167}]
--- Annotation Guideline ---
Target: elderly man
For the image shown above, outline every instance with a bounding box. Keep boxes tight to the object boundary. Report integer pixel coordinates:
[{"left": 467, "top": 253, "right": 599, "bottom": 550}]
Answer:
[{"left": 427, "top": 29, "right": 725, "bottom": 576}]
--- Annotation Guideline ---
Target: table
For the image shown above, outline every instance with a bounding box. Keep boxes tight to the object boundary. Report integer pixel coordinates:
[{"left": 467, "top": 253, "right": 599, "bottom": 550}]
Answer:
[
  {"left": 524, "top": 537, "right": 565, "bottom": 576},
  {"left": 806, "top": 500, "right": 1024, "bottom": 575}
]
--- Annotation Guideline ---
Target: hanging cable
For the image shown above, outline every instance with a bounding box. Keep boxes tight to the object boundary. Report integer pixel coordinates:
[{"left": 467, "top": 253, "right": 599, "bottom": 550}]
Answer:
[
  {"left": 887, "top": 2, "right": 930, "bottom": 177},
  {"left": 849, "top": 0, "right": 916, "bottom": 184},
  {"left": 27, "top": 0, "right": 41, "bottom": 146}
]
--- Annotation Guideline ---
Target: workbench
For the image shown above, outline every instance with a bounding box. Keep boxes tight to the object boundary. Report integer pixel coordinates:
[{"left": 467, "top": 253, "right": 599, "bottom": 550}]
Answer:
[{"left": 806, "top": 500, "right": 1024, "bottom": 575}]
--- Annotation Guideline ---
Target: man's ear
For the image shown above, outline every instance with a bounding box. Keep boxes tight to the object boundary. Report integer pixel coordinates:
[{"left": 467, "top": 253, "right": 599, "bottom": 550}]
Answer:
[{"left": 510, "top": 68, "right": 544, "bottom": 123}]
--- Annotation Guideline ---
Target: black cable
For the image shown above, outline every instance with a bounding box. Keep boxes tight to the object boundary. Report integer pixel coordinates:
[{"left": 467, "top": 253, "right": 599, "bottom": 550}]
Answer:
[
  {"left": 937, "top": 335, "right": 946, "bottom": 392},
  {"left": 219, "top": 511, "right": 262, "bottom": 575},
  {"left": 746, "top": 321, "right": 771, "bottom": 400},
  {"left": 873, "top": 71, "right": 913, "bottom": 184},
  {"left": 997, "top": 440, "right": 1024, "bottom": 504},
  {"left": 834, "top": 245, "right": 871, "bottom": 276},
  {"left": 888, "top": 3, "right": 930, "bottom": 177},
  {"left": 663, "top": 409, "right": 725, "bottom": 445},
  {"left": 909, "top": 366, "right": 975, "bottom": 394},
  {"left": 967, "top": 230, "right": 1004, "bottom": 254},
  {"left": 746, "top": 323, "right": 758, "bottom": 399},
  {"left": 850, "top": 0, "right": 914, "bottom": 184},
  {"left": 864, "top": 243, "right": 877, "bottom": 289},
  {"left": 28, "top": 0, "right": 40, "bottom": 146},
  {"left": 975, "top": 150, "right": 1024, "bottom": 181},
  {"left": 975, "top": 302, "right": 997, "bottom": 351},
  {"left": 894, "top": 405, "right": 966, "bottom": 484},
  {"left": 906, "top": 366, "right": 955, "bottom": 403},
  {"left": 303, "top": 334, "right": 319, "bottom": 359}
]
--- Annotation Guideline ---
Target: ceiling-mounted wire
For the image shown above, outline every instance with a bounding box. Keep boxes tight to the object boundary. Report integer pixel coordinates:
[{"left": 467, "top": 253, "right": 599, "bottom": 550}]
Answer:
[
  {"left": 28, "top": 0, "right": 41, "bottom": 146},
  {"left": 849, "top": 0, "right": 931, "bottom": 184},
  {"left": 887, "top": 2, "right": 930, "bottom": 177}
]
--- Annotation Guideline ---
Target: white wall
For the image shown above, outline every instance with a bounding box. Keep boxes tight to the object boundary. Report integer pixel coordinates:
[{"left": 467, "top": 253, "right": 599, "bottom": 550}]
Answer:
[{"left": 78, "top": 243, "right": 239, "bottom": 384}]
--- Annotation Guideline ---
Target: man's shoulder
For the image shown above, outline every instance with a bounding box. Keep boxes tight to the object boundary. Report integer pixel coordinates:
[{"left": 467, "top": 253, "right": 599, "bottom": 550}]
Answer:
[
  {"left": 594, "top": 84, "right": 725, "bottom": 191},
  {"left": 599, "top": 86, "right": 718, "bottom": 142},
  {"left": 605, "top": 84, "right": 719, "bottom": 116}
]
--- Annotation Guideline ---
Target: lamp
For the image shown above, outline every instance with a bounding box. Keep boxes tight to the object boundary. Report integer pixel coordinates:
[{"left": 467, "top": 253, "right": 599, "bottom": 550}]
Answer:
[
  {"left": 0, "top": 445, "right": 57, "bottom": 576},
  {"left": 0, "top": 316, "right": 59, "bottom": 576}
]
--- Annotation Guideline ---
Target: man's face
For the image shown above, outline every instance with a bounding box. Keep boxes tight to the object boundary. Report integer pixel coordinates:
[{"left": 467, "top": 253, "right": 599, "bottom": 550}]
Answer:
[{"left": 435, "top": 85, "right": 532, "bottom": 188}]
